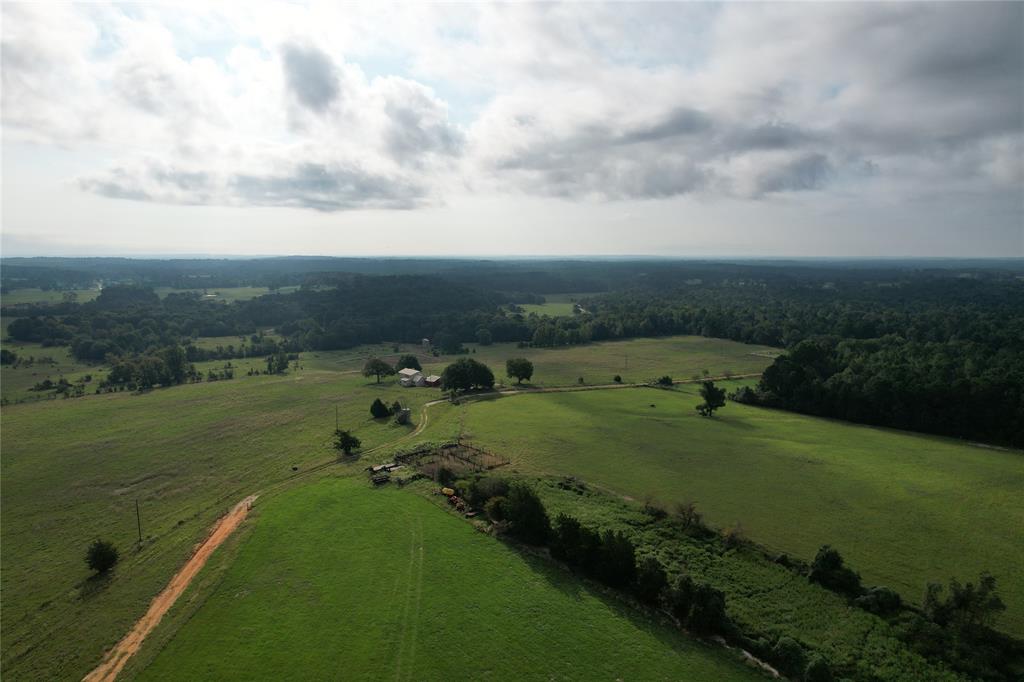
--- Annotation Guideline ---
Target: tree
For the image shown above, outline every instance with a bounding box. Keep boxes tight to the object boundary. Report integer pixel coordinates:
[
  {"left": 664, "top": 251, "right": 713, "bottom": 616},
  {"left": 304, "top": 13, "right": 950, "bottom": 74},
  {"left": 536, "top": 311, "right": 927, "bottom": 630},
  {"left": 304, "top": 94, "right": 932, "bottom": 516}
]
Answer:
[
  {"left": 475, "top": 328, "right": 493, "bottom": 346},
  {"left": 86, "top": 539, "right": 119, "bottom": 574},
  {"left": 688, "top": 583, "right": 728, "bottom": 635},
  {"left": 370, "top": 398, "right": 390, "bottom": 419},
  {"left": 362, "top": 357, "right": 395, "bottom": 384},
  {"left": 333, "top": 429, "right": 361, "bottom": 455},
  {"left": 598, "top": 530, "right": 637, "bottom": 588},
  {"left": 0, "top": 349, "right": 16, "bottom": 365},
  {"left": 923, "top": 572, "right": 1006, "bottom": 631},
  {"left": 657, "top": 375, "right": 673, "bottom": 386},
  {"left": 390, "top": 400, "right": 403, "bottom": 415},
  {"left": 804, "top": 656, "right": 834, "bottom": 682},
  {"left": 484, "top": 496, "right": 507, "bottom": 522},
  {"left": 613, "top": 374, "right": 622, "bottom": 383},
  {"left": 772, "top": 637, "right": 807, "bottom": 678},
  {"left": 504, "top": 482, "right": 550, "bottom": 545},
  {"left": 634, "top": 556, "right": 668, "bottom": 605},
  {"left": 808, "top": 545, "right": 863, "bottom": 597},
  {"left": 696, "top": 380, "right": 726, "bottom": 417},
  {"left": 266, "top": 350, "right": 289, "bottom": 375},
  {"left": 440, "top": 358, "right": 494, "bottom": 394},
  {"left": 506, "top": 357, "right": 534, "bottom": 384},
  {"left": 396, "top": 354, "right": 421, "bottom": 371}
]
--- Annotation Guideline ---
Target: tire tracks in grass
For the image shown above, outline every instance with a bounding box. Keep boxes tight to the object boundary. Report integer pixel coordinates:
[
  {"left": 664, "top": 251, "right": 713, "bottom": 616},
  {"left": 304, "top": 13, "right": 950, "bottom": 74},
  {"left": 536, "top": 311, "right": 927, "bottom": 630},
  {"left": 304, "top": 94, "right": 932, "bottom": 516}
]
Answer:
[{"left": 393, "top": 518, "right": 424, "bottom": 682}]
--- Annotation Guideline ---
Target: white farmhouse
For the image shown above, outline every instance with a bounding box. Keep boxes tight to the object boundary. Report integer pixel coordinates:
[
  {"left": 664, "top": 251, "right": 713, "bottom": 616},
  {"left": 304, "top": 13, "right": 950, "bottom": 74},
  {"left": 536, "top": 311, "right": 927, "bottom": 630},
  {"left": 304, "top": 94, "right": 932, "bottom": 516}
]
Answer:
[{"left": 398, "top": 367, "right": 425, "bottom": 387}]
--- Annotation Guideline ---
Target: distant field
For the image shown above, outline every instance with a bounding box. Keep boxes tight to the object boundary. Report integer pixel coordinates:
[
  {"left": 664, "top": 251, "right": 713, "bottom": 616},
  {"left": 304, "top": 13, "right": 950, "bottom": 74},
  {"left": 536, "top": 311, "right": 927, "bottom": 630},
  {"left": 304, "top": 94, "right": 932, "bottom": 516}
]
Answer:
[
  {"left": 152, "top": 285, "right": 299, "bottom": 302},
  {"left": 0, "top": 285, "right": 297, "bottom": 307},
  {"left": 0, "top": 341, "right": 107, "bottom": 402},
  {"left": 419, "top": 385, "right": 1024, "bottom": 636},
  {"left": 424, "top": 336, "right": 778, "bottom": 387},
  {"left": 0, "top": 288, "right": 101, "bottom": 305},
  {"left": 0, "top": 369, "right": 436, "bottom": 681},
  {"left": 517, "top": 292, "right": 593, "bottom": 316},
  {"left": 137, "top": 477, "right": 759, "bottom": 681}
]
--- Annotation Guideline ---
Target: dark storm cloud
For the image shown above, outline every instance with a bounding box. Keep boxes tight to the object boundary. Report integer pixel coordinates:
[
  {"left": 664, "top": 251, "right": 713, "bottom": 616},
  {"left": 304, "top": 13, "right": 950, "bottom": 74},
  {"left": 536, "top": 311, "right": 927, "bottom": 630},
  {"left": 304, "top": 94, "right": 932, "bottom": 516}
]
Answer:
[
  {"left": 281, "top": 44, "right": 341, "bottom": 112},
  {"left": 755, "top": 154, "right": 832, "bottom": 194}
]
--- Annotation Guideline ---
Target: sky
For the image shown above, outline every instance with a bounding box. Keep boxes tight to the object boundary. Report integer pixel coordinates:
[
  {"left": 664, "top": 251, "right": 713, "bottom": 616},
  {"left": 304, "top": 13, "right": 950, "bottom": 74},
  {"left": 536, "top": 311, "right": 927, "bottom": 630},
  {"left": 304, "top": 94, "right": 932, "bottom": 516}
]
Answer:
[{"left": 1, "top": 1, "right": 1022, "bottom": 258}]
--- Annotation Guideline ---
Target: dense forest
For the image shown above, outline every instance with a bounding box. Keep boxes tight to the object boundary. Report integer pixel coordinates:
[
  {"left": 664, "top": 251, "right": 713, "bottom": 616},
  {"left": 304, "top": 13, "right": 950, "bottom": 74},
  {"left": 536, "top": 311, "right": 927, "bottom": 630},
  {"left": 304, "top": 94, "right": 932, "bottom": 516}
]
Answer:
[{"left": 3, "top": 257, "right": 1022, "bottom": 445}]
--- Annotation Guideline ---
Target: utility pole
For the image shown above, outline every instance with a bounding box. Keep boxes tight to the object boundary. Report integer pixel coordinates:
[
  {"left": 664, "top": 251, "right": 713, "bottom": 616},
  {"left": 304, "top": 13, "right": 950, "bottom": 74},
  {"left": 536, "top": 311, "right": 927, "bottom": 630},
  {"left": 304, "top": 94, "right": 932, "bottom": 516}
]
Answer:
[{"left": 135, "top": 499, "right": 142, "bottom": 545}]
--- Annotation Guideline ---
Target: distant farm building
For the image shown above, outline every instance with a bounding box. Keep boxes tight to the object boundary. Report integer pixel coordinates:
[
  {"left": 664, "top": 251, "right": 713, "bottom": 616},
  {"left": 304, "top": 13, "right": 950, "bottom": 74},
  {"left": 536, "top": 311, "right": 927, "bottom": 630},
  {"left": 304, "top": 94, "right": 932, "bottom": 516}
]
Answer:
[
  {"left": 424, "top": 374, "right": 441, "bottom": 387},
  {"left": 421, "top": 338, "right": 431, "bottom": 348},
  {"left": 398, "top": 368, "right": 425, "bottom": 387}
]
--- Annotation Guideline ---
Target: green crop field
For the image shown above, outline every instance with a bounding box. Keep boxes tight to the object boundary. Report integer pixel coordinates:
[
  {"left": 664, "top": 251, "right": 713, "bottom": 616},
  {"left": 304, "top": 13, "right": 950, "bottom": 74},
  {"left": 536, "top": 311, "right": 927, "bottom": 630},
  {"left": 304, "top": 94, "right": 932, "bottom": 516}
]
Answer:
[
  {"left": 418, "top": 385, "right": 1024, "bottom": 636},
  {"left": 0, "top": 369, "right": 435, "bottom": 681},
  {"left": 137, "top": 476, "right": 760, "bottom": 681}
]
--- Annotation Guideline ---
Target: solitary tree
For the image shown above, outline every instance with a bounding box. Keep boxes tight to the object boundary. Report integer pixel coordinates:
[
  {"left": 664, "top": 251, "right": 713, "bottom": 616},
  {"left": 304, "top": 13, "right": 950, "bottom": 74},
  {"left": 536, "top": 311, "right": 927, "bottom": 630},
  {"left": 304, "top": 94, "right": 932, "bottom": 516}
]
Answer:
[
  {"left": 362, "top": 358, "right": 395, "bottom": 384},
  {"left": 334, "top": 429, "right": 361, "bottom": 455},
  {"left": 696, "top": 380, "right": 727, "bottom": 417},
  {"left": 506, "top": 358, "right": 534, "bottom": 384},
  {"left": 86, "top": 539, "right": 119, "bottom": 574},
  {"left": 370, "top": 398, "right": 390, "bottom": 419},
  {"left": 657, "top": 375, "right": 673, "bottom": 386},
  {"left": 440, "top": 358, "right": 494, "bottom": 394},
  {"left": 396, "top": 354, "right": 421, "bottom": 371}
]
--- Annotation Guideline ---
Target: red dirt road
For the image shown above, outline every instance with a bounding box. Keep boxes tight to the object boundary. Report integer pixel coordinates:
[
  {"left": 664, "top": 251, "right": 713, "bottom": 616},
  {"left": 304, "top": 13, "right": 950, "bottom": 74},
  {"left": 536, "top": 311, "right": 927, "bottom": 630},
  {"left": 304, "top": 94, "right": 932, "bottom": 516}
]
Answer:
[{"left": 82, "top": 495, "right": 258, "bottom": 682}]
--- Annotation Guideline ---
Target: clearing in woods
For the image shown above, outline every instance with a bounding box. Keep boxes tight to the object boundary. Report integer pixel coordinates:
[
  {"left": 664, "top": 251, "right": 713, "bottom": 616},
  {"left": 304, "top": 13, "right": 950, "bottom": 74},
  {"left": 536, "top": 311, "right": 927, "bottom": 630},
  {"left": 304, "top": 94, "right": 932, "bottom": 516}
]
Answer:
[{"left": 137, "top": 477, "right": 762, "bottom": 681}]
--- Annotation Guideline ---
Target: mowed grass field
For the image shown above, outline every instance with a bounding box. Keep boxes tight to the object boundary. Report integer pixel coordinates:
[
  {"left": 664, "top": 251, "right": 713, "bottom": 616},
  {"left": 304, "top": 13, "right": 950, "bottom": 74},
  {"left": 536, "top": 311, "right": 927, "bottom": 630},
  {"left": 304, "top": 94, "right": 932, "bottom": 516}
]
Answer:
[
  {"left": 0, "top": 369, "right": 435, "bottom": 681},
  {"left": 425, "top": 336, "right": 778, "bottom": 387},
  {"left": 517, "top": 292, "right": 593, "bottom": 316},
  {"left": 137, "top": 476, "right": 760, "bottom": 681},
  {"left": 419, "top": 385, "right": 1024, "bottom": 636}
]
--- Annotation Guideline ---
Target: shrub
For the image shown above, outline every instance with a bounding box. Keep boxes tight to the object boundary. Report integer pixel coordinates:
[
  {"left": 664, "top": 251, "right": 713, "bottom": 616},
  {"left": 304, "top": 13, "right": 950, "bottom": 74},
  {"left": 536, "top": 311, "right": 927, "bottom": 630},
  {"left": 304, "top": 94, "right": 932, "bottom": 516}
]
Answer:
[
  {"left": 809, "top": 545, "right": 863, "bottom": 597},
  {"left": 657, "top": 375, "right": 673, "bottom": 386},
  {"left": 484, "top": 495, "right": 507, "bottom": 522},
  {"left": 370, "top": 398, "right": 390, "bottom": 419},
  {"left": 597, "top": 530, "right": 637, "bottom": 589},
  {"left": 772, "top": 636, "right": 806, "bottom": 677},
  {"left": 688, "top": 583, "right": 728, "bottom": 635},
  {"left": 668, "top": 575, "right": 696, "bottom": 623},
  {"left": 804, "top": 656, "right": 834, "bottom": 682},
  {"left": 86, "top": 539, "right": 119, "bottom": 574},
  {"left": 549, "top": 514, "right": 602, "bottom": 575},
  {"left": 466, "top": 477, "right": 510, "bottom": 508},
  {"left": 634, "top": 556, "right": 668, "bottom": 605},
  {"left": 613, "top": 374, "right": 622, "bottom": 383},
  {"left": 504, "top": 482, "right": 550, "bottom": 545},
  {"left": 855, "top": 586, "right": 902, "bottom": 615}
]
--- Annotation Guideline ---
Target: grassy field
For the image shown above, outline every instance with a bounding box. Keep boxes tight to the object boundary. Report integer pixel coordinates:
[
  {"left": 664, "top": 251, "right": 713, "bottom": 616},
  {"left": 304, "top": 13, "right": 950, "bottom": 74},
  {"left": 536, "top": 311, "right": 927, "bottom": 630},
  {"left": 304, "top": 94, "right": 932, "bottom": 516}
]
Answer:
[
  {"left": 418, "top": 385, "right": 1024, "bottom": 636},
  {"left": 0, "top": 288, "right": 102, "bottom": 305},
  {"left": 517, "top": 292, "right": 593, "bottom": 317},
  {"left": 419, "top": 336, "right": 778, "bottom": 388},
  {"left": 137, "top": 476, "right": 761, "bottom": 681},
  {"left": 0, "top": 368, "right": 435, "bottom": 681},
  {"left": 0, "top": 285, "right": 298, "bottom": 307},
  {"left": 0, "top": 341, "right": 107, "bottom": 403}
]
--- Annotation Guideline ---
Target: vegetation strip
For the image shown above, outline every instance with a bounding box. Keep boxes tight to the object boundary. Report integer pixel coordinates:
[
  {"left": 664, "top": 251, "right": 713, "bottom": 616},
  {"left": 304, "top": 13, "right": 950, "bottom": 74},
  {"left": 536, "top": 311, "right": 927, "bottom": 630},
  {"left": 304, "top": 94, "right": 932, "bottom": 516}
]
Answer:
[{"left": 82, "top": 495, "right": 257, "bottom": 682}]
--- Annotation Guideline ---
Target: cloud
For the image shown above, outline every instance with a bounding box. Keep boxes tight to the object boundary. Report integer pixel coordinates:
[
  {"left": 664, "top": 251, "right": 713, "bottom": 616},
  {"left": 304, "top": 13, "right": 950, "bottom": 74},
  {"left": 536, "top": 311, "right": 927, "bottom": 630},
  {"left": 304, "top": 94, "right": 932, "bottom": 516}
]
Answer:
[
  {"left": 2, "top": 1, "right": 1021, "bottom": 219},
  {"left": 281, "top": 43, "right": 341, "bottom": 113}
]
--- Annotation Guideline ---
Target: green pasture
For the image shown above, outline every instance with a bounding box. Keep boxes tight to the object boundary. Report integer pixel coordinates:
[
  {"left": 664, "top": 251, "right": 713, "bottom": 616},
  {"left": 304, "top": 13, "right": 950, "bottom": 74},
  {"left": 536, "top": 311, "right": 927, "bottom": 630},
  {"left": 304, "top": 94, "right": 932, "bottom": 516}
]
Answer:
[
  {"left": 421, "top": 335, "right": 777, "bottom": 388},
  {"left": 419, "top": 385, "right": 1024, "bottom": 636},
  {"left": 0, "top": 288, "right": 101, "bottom": 306},
  {"left": 0, "top": 370, "right": 434, "bottom": 681},
  {"left": 0, "top": 341, "right": 107, "bottom": 403},
  {"left": 138, "top": 476, "right": 760, "bottom": 681},
  {"left": 516, "top": 293, "right": 593, "bottom": 317}
]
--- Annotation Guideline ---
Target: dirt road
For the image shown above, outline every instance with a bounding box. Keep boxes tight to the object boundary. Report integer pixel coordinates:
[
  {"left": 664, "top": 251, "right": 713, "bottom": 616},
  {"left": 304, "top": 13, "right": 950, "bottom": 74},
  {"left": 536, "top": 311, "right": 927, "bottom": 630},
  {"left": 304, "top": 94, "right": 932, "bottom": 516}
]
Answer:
[{"left": 82, "top": 495, "right": 258, "bottom": 682}]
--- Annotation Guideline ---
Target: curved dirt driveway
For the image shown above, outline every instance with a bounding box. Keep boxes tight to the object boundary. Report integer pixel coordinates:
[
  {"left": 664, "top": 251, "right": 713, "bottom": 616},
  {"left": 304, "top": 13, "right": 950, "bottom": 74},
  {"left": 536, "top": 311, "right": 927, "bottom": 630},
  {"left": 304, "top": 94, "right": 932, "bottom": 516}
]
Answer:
[{"left": 82, "top": 495, "right": 257, "bottom": 682}]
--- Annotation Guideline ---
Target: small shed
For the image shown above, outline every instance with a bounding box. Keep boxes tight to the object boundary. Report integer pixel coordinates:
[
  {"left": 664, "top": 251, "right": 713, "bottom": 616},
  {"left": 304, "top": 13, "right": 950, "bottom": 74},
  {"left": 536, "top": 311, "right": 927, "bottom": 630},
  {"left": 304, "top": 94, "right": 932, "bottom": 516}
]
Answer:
[{"left": 424, "top": 374, "right": 441, "bottom": 387}]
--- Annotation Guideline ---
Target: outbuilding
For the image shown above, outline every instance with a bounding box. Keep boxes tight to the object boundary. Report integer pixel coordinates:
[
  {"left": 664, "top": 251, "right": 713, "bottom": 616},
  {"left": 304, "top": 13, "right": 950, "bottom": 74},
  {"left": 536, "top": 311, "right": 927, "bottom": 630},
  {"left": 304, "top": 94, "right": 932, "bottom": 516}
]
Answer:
[
  {"left": 424, "top": 374, "right": 441, "bottom": 387},
  {"left": 398, "top": 368, "right": 424, "bottom": 387}
]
